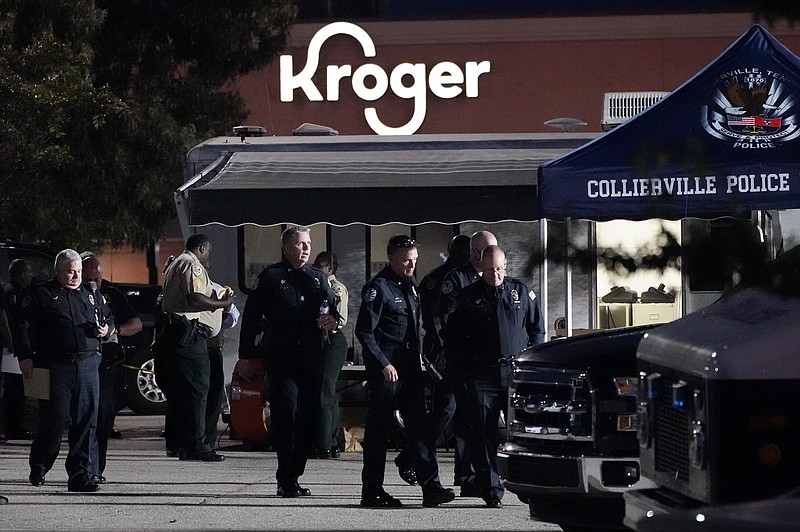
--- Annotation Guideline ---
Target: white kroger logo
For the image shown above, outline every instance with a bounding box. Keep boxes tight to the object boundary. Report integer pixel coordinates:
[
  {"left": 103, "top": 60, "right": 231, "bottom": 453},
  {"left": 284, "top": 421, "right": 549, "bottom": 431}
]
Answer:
[{"left": 280, "top": 22, "right": 491, "bottom": 135}]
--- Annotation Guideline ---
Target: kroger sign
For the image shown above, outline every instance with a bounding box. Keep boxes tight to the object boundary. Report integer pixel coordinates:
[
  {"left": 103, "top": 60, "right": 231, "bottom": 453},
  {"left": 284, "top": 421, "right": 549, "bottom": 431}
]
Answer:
[{"left": 279, "top": 22, "right": 491, "bottom": 135}]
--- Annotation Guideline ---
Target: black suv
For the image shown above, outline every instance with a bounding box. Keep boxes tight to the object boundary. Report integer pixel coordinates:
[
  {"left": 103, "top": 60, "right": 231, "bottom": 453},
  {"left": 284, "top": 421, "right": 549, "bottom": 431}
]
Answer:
[{"left": 0, "top": 240, "right": 165, "bottom": 415}]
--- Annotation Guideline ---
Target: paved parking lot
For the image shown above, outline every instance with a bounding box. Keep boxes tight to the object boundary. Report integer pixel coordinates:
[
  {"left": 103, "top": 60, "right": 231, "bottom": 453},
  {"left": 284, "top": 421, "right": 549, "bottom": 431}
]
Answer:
[{"left": 0, "top": 412, "right": 562, "bottom": 531}]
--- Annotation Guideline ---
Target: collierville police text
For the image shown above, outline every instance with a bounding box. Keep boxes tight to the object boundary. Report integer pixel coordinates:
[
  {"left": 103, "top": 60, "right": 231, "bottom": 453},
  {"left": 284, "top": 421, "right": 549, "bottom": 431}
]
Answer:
[{"left": 587, "top": 173, "right": 790, "bottom": 198}]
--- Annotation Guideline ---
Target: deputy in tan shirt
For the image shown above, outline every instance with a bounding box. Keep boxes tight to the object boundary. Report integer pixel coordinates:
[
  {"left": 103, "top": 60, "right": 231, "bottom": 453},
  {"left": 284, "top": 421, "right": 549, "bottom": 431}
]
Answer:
[{"left": 155, "top": 234, "right": 234, "bottom": 462}]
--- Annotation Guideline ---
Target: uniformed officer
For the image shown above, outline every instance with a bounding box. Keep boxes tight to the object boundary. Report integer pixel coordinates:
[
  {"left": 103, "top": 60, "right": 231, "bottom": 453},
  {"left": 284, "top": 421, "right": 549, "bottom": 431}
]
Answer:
[
  {"left": 438, "top": 229, "right": 498, "bottom": 495},
  {"left": 237, "top": 226, "right": 340, "bottom": 497},
  {"left": 153, "top": 234, "right": 233, "bottom": 462},
  {"left": 312, "top": 251, "right": 349, "bottom": 459},
  {"left": 82, "top": 253, "right": 143, "bottom": 483},
  {"left": 356, "top": 235, "right": 455, "bottom": 508},
  {"left": 444, "top": 245, "right": 545, "bottom": 507},
  {"left": 2, "top": 259, "right": 33, "bottom": 440},
  {"left": 18, "top": 249, "right": 114, "bottom": 492},
  {"left": 393, "top": 234, "right": 470, "bottom": 485}
]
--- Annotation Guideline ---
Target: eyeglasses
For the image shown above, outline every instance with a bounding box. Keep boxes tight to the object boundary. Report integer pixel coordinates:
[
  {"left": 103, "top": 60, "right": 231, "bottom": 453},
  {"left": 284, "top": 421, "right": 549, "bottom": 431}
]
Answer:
[{"left": 484, "top": 267, "right": 506, "bottom": 274}]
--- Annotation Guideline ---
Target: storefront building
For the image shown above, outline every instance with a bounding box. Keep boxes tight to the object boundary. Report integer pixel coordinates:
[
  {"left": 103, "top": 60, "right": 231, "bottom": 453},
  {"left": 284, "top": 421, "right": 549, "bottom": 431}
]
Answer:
[{"left": 181, "top": 9, "right": 800, "bottom": 341}]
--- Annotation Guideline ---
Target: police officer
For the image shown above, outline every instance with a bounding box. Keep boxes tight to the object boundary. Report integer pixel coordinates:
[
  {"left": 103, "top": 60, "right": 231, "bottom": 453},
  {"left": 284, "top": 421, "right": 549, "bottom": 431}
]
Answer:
[
  {"left": 154, "top": 234, "right": 232, "bottom": 462},
  {"left": 438, "top": 229, "right": 498, "bottom": 495},
  {"left": 18, "top": 249, "right": 114, "bottom": 492},
  {"left": 356, "top": 235, "right": 455, "bottom": 508},
  {"left": 237, "top": 226, "right": 339, "bottom": 497},
  {"left": 444, "top": 245, "right": 545, "bottom": 507},
  {"left": 2, "top": 259, "right": 34, "bottom": 440},
  {"left": 393, "top": 234, "right": 470, "bottom": 485},
  {"left": 82, "top": 253, "right": 143, "bottom": 483}
]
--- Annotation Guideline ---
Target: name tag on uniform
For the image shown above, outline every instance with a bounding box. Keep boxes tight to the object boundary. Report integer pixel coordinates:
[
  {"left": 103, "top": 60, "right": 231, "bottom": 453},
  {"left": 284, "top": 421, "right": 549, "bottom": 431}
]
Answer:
[{"left": 394, "top": 297, "right": 403, "bottom": 303}]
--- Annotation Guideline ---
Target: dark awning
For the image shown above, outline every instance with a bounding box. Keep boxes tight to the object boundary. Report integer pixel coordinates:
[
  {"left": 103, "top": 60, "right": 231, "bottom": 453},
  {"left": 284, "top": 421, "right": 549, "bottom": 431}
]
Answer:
[{"left": 177, "top": 133, "right": 595, "bottom": 228}]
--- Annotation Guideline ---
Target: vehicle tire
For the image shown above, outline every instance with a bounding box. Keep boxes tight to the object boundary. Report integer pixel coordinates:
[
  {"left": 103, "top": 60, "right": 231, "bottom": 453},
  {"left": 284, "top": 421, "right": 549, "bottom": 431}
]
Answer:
[{"left": 123, "top": 349, "right": 168, "bottom": 415}]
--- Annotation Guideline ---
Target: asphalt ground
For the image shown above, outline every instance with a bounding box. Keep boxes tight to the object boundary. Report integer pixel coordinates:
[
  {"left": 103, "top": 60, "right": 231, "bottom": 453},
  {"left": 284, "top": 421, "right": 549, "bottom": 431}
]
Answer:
[{"left": 0, "top": 411, "right": 562, "bottom": 531}]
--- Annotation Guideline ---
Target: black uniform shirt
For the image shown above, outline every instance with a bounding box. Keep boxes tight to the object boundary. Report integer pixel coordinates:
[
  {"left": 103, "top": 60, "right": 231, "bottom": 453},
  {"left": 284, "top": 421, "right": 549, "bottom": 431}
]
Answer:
[
  {"left": 4, "top": 281, "right": 32, "bottom": 354},
  {"left": 18, "top": 278, "right": 114, "bottom": 364},
  {"left": 355, "top": 266, "right": 420, "bottom": 371},
  {"left": 444, "top": 276, "right": 545, "bottom": 371},
  {"left": 238, "top": 260, "right": 338, "bottom": 359},
  {"left": 419, "top": 257, "right": 461, "bottom": 366}
]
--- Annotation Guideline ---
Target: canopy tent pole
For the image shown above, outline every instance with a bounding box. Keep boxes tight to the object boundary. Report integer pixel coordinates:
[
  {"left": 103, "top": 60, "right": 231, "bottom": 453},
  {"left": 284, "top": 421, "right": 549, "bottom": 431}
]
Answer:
[
  {"left": 564, "top": 217, "right": 573, "bottom": 338},
  {"left": 540, "top": 219, "right": 549, "bottom": 342}
]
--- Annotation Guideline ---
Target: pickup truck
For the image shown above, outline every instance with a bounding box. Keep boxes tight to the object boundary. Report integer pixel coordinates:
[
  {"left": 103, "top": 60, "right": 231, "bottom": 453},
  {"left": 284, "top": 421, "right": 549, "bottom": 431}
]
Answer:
[
  {"left": 0, "top": 240, "right": 165, "bottom": 415},
  {"left": 498, "top": 325, "right": 659, "bottom": 531}
]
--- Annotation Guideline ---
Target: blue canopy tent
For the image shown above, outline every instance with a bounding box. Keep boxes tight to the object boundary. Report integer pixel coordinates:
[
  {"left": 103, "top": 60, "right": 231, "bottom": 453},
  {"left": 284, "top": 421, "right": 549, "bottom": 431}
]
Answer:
[
  {"left": 537, "top": 25, "right": 800, "bottom": 334},
  {"left": 539, "top": 25, "right": 800, "bottom": 222}
]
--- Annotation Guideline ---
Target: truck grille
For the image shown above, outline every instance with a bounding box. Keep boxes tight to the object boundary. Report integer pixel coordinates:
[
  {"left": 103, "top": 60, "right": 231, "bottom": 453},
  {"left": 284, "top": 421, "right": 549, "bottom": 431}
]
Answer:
[
  {"left": 509, "top": 367, "right": 593, "bottom": 442},
  {"left": 652, "top": 374, "right": 691, "bottom": 481}
]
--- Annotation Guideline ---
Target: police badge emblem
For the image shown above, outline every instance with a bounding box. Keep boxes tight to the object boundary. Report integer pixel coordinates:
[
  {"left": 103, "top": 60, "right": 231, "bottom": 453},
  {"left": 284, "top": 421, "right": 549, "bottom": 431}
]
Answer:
[
  {"left": 511, "top": 289, "right": 520, "bottom": 303},
  {"left": 365, "top": 288, "right": 377, "bottom": 302}
]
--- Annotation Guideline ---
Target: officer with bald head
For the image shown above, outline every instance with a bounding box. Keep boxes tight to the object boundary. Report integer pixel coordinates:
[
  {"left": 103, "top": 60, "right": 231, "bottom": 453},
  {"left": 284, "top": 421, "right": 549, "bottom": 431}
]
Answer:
[{"left": 444, "top": 244, "right": 545, "bottom": 507}]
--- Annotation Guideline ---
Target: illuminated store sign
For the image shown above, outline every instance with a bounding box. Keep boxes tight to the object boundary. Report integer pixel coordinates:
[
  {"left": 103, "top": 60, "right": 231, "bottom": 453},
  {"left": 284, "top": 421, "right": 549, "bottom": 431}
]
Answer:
[{"left": 280, "top": 22, "right": 491, "bottom": 135}]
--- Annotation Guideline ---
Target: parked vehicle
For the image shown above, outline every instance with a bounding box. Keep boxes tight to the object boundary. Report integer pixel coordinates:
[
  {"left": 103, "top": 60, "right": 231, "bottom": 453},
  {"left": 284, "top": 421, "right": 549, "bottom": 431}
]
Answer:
[
  {"left": 624, "top": 244, "right": 800, "bottom": 530},
  {"left": 0, "top": 240, "right": 165, "bottom": 415},
  {"left": 498, "top": 325, "right": 659, "bottom": 531}
]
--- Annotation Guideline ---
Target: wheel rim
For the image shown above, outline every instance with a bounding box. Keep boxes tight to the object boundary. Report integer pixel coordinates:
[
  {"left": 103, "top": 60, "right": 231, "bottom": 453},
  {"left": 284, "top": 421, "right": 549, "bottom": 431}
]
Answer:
[{"left": 137, "top": 359, "right": 166, "bottom": 404}]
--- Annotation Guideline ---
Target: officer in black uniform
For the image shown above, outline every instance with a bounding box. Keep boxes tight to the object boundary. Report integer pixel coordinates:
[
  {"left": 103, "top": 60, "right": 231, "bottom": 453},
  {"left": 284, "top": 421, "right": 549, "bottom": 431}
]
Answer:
[
  {"left": 444, "top": 245, "right": 545, "bottom": 508},
  {"left": 17, "top": 249, "right": 114, "bottom": 493},
  {"left": 356, "top": 235, "right": 455, "bottom": 509},
  {"left": 82, "top": 253, "right": 143, "bottom": 483},
  {"left": 438, "top": 229, "right": 498, "bottom": 494},
  {"left": 393, "top": 234, "right": 470, "bottom": 485},
  {"left": 2, "top": 259, "right": 34, "bottom": 440},
  {"left": 237, "top": 226, "right": 340, "bottom": 498}
]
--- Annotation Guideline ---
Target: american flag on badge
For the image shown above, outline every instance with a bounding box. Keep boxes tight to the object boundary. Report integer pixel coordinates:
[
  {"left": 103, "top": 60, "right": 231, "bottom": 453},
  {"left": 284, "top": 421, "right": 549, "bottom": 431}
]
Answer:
[
  {"left": 727, "top": 115, "right": 782, "bottom": 127},
  {"left": 727, "top": 115, "right": 756, "bottom": 126}
]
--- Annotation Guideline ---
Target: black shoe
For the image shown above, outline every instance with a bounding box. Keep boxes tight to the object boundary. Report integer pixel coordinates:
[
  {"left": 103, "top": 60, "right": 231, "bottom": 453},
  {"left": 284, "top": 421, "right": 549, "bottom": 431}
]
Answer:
[
  {"left": 360, "top": 492, "right": 402, "bottom": 508},
  {"left": 68, "top": 479, "right": 99, "bottom": 493},
  {"left": 29, "top": 473, "right": 45, "bottom": 487},
  {"left": 166, "top": 448, "right": 181, "bottom": 458},
  {"left": 422, "top": 486, "right": 456, "bottom": 508},
  {"left": 180, "top": 451, "right": 225, "bottom": 462},
  {"left": 276, "top": 482, "right": 311, "bottom": 497},
  {"left": 330, "top": 446, "right": 341, "bottom": 459},
  {"left": 109, "top": 429, "right": 123, "bottom": 439},
  {"left": 393, "top": 456, "right": 418, "bottom": 486},
  {"left": 7, "top": 430, "right": 35, "bottom": 440},
  {"left": 485, "top": 498, "right": 503, "bottom": 508},
  {"left": 91, "top": 475, "right": 106, "bottom": 484}
]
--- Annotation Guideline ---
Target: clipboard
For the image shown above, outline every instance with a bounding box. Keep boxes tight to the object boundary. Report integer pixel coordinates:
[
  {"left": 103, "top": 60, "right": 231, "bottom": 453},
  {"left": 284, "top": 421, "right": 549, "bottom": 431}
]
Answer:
[{"left": 23, "top": 368, "right": 50, "bottom": 400}]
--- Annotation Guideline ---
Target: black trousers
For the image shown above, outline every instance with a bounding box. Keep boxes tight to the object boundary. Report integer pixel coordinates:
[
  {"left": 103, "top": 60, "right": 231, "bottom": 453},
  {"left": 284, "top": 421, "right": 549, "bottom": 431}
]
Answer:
[
  {"left": 266, "top": 347, "right": 323, "bottom": 487},
  {"left": 30, "top": 354, "right": 100, "bottom": 484},
  {"left": 2, "top": 372, "right": 26, "bottom": 437},
  {"left": 90, "top": 360, "right": 122, "bottom": 476},
  {"left": 361, "top": 355, "right": 440, "bottom": 497}
]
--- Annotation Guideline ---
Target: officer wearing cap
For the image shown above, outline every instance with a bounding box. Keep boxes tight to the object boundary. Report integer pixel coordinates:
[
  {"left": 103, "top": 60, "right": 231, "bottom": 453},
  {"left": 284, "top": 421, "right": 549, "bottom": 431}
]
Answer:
[
  {"left": 438, "top": 229, "right": 498, "bottom": 494},
  {"left": 18, "top": 249, "right": 115, "bottom": 493},
  {"left": 237, "top": 226, "right": 340, "bottom": 498},
  {"left": 356, "top": 235, "right": 455, "bottom": 509},
  {"left": 444, "top": 245, "right": 545, "bottom": 508},
  {"left": 154, "top": 233, "right": 233, "bottom": 463}
]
